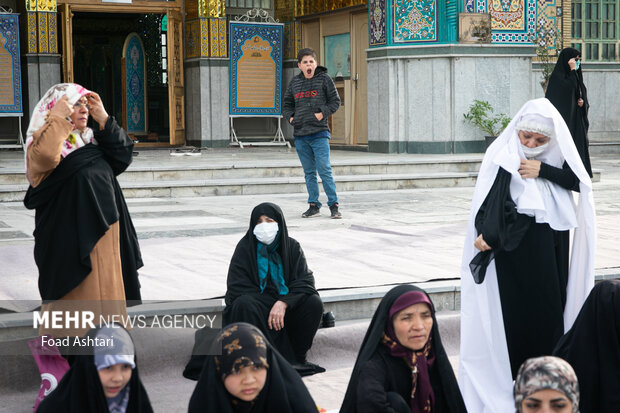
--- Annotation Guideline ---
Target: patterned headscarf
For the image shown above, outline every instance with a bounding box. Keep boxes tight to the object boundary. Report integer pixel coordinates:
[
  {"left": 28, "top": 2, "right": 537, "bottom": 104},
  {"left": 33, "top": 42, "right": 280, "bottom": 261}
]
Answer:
[
  {"left": 25, "top": 83, "right": 94, "bottom": 182},
  {"left": 215, "top": 323, "right": 270, "bottom": 380},
  {"left": 514, "top": 356, "right": 579, "bottom": 413},
  {"left": 382, "top": 290, "right": 435, "bottom": 413}
]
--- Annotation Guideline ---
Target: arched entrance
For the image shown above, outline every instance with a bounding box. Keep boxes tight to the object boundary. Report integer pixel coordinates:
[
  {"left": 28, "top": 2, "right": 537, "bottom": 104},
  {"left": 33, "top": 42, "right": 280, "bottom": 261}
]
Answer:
[{"left": 59, "top": 3, "right": 184, "bottom": 146}]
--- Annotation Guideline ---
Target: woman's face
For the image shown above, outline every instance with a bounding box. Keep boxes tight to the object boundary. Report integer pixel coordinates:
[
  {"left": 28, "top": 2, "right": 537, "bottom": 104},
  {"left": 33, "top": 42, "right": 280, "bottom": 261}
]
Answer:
[
  {"left": 97, "top": 363, "right": 132, "bottom": 398},
  {"left": 70, "top": 96, "right": 90, "bottom": 131},
  {"left": 518, "top": 130, "right": 550, "bottom": 148},
  {"left": 521, "top": 389, "right": 572, "bottom": 413},
  {"left": 393, "top": 302, "right": 433, "bottom": 351},
  {"left": 224, "top": 365, "right": 267, "bottom": 402},
  {"left": 256, "top": 215, "right": 276, "bottom": 225}
]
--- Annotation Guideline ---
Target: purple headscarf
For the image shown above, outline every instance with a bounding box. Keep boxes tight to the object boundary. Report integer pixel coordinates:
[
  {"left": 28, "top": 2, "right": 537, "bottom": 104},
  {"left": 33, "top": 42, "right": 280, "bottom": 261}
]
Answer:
[{"left": 382, "top": 290, "right": 435, "bottom": 413}]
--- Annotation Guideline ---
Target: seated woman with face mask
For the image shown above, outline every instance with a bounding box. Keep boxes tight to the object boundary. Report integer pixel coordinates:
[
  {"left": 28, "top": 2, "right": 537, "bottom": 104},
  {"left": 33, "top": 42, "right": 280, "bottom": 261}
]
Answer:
[
  {"left": 223, "top": 202, "right": 324, "bottom": 376},
  {"left": 459, "top": 98, "right": 596, "bottom": 412},
  {"left": 339, "top": 285, "right": 467, "bottom": 413}
]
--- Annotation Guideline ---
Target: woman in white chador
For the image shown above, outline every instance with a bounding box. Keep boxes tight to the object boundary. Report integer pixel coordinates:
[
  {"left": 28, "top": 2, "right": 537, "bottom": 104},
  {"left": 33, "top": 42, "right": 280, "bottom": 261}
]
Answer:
[{"left": 459, "top": 98, "right": 596, "bottom": 412}]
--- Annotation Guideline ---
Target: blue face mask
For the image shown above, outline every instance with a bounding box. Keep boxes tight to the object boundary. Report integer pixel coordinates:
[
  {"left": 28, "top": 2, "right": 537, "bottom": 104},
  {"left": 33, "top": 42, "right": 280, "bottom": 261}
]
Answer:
[{"left": 575, "top": 60, "right": 580, "bottom": 70}]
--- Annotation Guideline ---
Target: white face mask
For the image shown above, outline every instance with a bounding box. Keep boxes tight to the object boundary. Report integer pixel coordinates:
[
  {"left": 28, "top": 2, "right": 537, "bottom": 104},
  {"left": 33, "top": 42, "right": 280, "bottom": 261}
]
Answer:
[
  {"left": 253, "top": 222, "right": 279, "bottom": 245},
  {"left": 521, "top": 142, "right": 549, "bottom": 159}
]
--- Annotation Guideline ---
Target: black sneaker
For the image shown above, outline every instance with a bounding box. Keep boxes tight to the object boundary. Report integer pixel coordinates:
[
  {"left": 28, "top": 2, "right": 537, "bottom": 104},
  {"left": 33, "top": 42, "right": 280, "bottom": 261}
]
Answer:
[
  {"left": 329, "top": 203, "right": 342, "bottom": 219},
  {"left": 302, "top": 203, "right": 321, "bottom": 218}
]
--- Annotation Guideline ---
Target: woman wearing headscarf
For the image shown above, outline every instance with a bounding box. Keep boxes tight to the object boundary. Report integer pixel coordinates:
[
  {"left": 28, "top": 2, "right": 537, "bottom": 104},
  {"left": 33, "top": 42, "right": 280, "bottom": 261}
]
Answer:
[
  {"left": 224, "top": 202, "right": 324, "bottom": 375},
  {"left": 553, "top": 280, "right": 620, "bottom": 412},
  {"left": 459, "top": 98, "right": 595, "bottom": 413},
  {"left": 36, "top": 325, "right": 153, "bottom": 413},
  {"left": 514, "top": 356, "right": 579, "bottom": 413},
  {"left": 545, "top": 47, "right": 592, "bottom": 178},
  {"left": 188, "top": 322, "right": 318, "bottom": 413},
  {"left": 340, "top": 285, "right": 467, "bottom": 413},
  {"left": 23, "top": 83, "right": 142, "bottom": 338}
]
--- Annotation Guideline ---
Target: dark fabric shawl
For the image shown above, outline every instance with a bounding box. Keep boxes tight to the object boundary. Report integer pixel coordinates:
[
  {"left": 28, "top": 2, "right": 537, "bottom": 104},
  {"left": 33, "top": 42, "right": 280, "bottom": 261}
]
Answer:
[
  {"left": 23, "top": 117, "right": 143, "bottom": 303},
  {"left": 340, "top": 285, "right": 467, "bottom": 413},
  {"left": 224, "top": 202, "right": 318, "bottom": 310},
  {"left": 469, "top": 168, "right": 533, "bottom": 283},
  {"left": 553, "top": 280, "right": 620, "bottom": 413},
  {"left": 188, "top": 326, "right": 318, "bottom": 413},
  {"left": 545, "top": 47, "right": 592, "bottom": 177},
  {"left": 36, "top": 327, "right": 153, "bottom": 413}
]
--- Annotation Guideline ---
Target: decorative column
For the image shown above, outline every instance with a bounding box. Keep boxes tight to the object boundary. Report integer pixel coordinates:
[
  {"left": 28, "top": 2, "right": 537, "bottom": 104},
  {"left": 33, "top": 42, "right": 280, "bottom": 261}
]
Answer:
[
  {"left": 23, "top": 0, "right": 61, "bottom": 123},
  {"left": 184, "top": 0, "right": 230, "bottom": 147},
  {"left": 365, "top": 0, "right": 536, "bottom": 153}
]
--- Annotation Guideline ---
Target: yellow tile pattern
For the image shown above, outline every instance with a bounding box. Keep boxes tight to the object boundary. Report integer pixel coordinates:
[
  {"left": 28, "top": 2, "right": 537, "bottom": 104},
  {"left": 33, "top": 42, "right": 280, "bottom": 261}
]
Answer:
[{"left": 37, "top": 12, "right": 48, "bottom": 53}]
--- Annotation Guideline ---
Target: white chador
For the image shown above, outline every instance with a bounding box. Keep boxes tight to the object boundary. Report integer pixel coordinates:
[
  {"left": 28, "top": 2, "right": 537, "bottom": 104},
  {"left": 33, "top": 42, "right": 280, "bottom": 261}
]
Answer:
[{"left": 458, "top": 98, "right": 596, "bottom": 412}]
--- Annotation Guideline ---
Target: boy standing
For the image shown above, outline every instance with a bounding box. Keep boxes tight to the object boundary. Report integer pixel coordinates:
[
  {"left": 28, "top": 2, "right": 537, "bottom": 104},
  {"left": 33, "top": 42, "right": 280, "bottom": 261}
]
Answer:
[{"left": 283, "top": 48, "right": 342, "bottom": 219}]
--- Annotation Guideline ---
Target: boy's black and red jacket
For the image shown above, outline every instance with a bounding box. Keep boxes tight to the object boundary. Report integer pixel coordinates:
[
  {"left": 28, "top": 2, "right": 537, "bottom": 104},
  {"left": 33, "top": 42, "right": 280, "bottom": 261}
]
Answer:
[{"left": 282, "top": 66, "right": 341, "bottom": 138}]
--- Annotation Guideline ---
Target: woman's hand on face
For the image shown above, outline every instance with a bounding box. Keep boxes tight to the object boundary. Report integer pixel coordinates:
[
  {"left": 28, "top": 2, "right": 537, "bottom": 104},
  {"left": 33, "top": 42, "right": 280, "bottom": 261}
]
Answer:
[
  {"left": 577, "top": 98, "right": 584, "bottom": 107},
  {"left": 268, "top": 300, "right": 288, "bottom": 331},
  {"left": 568, "top": 58, "right": 577, "bottom": 71},
  {"left": 86, "top": 92, "right": 109, "bottom": 130},
  {"left": 519, "top": 159, "right": 542, "bottom": 179},
  {"left": 49, "top": 96, "right": 73, "bottom": 120},
  {"left": 474, "top": 234, "right": 492, "bottom": 251}
]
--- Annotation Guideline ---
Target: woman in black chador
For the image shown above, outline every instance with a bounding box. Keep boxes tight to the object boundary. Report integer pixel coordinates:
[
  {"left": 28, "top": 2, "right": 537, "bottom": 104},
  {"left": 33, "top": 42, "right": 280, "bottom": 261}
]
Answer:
[
  {"left": 545, "top": 47, "right": 592, "bottom": 177},
  {"left": 459, "top": 98, "right": 596, "bottom": 412},
  {"left": 553, "top": 280, "right": 620, "bottom": 413},
  {"left": 224, "top": 202, "right": 324, "bottom": 375},
  {"left": 339, "top": 285, "right": 467, "bottom": 413},
  {"left": 188, "top": 322, "right": 318, "bottom": 413},
  {"left": 37, "top": 325, "right": 153, "bottom": 413}
]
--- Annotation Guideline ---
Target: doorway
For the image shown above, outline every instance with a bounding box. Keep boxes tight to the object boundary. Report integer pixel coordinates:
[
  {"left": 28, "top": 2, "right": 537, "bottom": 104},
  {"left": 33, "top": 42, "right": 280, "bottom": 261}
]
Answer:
[
  {"left": 64, "top": 12, "right": 174, "bottom": 144},
  {"left": 300, "top": 8, "right": 368, "bottom": 146}
]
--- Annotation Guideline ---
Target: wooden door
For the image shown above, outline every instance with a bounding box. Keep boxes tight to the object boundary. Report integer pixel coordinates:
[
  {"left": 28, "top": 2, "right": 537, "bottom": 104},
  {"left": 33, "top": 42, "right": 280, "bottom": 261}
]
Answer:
[
  {"left": 60, "top": 4, "right": 74, "bottom": 83},
  {"left": 166, "top": 10, "right": 185, "bottom": 145},
  {"left": 352, "top": 12, "right": 368, "bottom": 145}
]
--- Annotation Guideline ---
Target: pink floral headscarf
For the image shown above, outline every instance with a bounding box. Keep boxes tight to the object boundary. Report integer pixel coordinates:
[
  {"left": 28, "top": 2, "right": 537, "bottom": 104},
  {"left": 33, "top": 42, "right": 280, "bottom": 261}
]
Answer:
[{"left": 25, "top": 83, "right": 94, "bottom": 178}]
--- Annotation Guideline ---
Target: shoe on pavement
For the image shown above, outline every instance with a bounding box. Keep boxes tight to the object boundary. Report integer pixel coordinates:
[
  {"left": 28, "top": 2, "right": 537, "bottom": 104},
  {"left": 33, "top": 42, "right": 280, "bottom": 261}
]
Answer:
[
  {"left": 329, "top": 203, "right": 342, "bottom": 219},
  {"left": 302, "top": 204, "right": 321, "bottom": 218}
]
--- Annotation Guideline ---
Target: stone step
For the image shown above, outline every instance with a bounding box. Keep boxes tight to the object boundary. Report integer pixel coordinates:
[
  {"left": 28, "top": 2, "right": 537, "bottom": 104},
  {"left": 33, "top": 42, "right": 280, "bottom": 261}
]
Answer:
[
  {"left": 589, "top": 141, "right": 620, "bottom": 155},
  {"left": 0, "top": 172, "right": 480, "bottom": 201},
  {"left": 0, "top": 158, "right": 483, "bottom": 185}
]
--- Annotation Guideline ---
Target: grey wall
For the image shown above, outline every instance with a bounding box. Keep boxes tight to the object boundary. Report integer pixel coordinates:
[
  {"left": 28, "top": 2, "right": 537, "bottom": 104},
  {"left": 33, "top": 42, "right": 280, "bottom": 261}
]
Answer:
[
  {"left": 184, "top": 58, "right": 230, "bottom": 148},
  {"left": 366, "top": 44, "right": 536, "bottom": 153}
]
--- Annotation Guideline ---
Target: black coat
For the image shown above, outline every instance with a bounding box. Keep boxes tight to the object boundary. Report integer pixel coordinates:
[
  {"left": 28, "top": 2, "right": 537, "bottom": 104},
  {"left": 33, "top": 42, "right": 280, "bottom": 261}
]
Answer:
[
  {"left": 553, "top": 280, "right": 620, "bottom": 413},
  {"left": 545, "top": 48, "right": 592, "bottom": 177},
  {"left": 340, "top": 285, "right": 467, "bottom": 413},
  {"left": 23, "top": 117, "right": 143, "bottom": 303}
]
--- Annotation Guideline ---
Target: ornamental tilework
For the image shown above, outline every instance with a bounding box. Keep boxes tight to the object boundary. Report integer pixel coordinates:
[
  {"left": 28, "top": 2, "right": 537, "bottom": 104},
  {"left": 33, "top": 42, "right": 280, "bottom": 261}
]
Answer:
[
  {"left": 200, "top": 18, "right": 209, "bottom": 57},
  {"left": 489, "top": 0, "right": 525, "bottom": 30},
  {"left": 369, "top": 0, "right": 386, "bottom": 46},
  {"left": 465, "top": 0, "right": 475, "bottom": 13},
  {"left": 218, "top": 18, "right": 227, "bottom": 57},
  {"left": 476, "top": 0, "right": 536, "bottom": 43},
  {"left": 393, "top": 0, "right": 436, "bottom": 42},
  {"left": 26, "top": 0, "right": 37, "bottom": 12},
  {"left": 48, "top": 11, "right": 57, "bottom": 53},
  {"left": 38, "top": 12, "right": 48, "bottom": 53},
  {"left": 0, "top": 14, "right": 23, "bottom": 114},
  {"left": 27, "top": 12, "right": 37, "bottom": 53},
  {"left": 209, "top": 18, "right": 218, "bottom": 57}
]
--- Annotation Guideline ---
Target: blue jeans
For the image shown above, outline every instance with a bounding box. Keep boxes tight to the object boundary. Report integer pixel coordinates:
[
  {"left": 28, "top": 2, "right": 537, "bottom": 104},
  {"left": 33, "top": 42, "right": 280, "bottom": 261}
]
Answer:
[{"left": 294, "top": 137, "right": 338, "bottom": 208}]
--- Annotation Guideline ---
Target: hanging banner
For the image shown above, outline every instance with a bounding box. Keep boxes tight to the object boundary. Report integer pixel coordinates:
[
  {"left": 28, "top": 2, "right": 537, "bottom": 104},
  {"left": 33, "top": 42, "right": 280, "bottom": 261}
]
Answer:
[
  {"left": 0, "top": 13, "right": 23, "bottom": 115},
  {"left": 229, "top": 21, "right": 283, "bottom": 116},
  {"left": 122, "top": 32, "right": 148, "bottom": 134}
]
